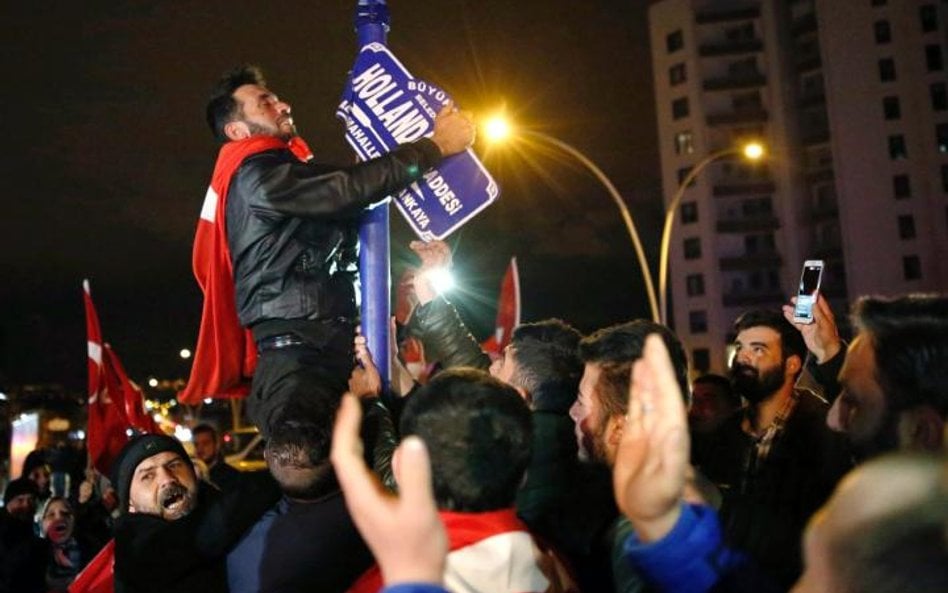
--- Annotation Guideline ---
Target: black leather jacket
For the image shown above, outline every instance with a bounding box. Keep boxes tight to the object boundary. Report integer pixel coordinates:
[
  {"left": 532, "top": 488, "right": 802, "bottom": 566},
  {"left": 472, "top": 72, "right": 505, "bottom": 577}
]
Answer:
[{"left": 225, "top": 138, "right": 442, "bottom": 329}]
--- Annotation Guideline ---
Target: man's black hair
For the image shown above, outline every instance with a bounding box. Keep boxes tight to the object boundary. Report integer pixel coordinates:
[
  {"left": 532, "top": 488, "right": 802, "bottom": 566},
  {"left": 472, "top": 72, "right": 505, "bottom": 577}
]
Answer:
[
  {"left": 733, "top": 308, "right": 808, "bottom": 364},
  {"left": 508, "top": 319, "right": 583, "bottom": 397},
  {"left": 693, "top": 373, "right": 741, "bottom": 408},
  {"left": 853, "top": 294, "right": 948, "bottom": 417},
  {"left": 265, "top": 397, "right": 339, "bottom": 500},
  {"left": 579, "top": 320, "right": 690, "bottom": 420},
  {"left": 206, "top": 64, "right": 266, "bottom": 143},
  {"left": 399, "top": 368, "right": 532, "bottom": 512},
  {"left": 191, "top": 423, "right": 218, "bottom": 439}
]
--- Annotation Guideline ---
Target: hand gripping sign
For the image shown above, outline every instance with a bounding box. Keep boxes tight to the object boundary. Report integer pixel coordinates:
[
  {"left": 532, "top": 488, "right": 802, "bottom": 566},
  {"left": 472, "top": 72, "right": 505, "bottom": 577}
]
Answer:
[{"left": 337, "top": 43, "right": 499, "bottom": 240}]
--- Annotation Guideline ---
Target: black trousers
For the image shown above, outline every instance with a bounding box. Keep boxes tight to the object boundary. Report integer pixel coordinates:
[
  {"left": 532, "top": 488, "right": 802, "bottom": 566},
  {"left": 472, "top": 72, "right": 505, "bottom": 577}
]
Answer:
[{"left": 246, "top": 321, "right": 354, "bottom": 437}]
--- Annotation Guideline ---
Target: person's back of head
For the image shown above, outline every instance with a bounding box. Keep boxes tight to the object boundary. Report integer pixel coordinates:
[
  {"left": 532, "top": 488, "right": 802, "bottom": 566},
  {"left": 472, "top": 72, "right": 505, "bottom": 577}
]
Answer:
[
  {"left": 266, "top": 397, "right": 338, "bottom": 500},
  {"left": 853, "top": 294, "right": 948, "bottom": 423},
  {"left": 819, "top": 454, "right": 948, "bottom": 593},
  {"left": 509, "top": 319, "right": 582, "bottom": 407},
  {"left": 579, "top": 320, "right": 691, "bottom": 417},
  {"left": 400, "top": 368, "right": 532, "bottom": 512}
]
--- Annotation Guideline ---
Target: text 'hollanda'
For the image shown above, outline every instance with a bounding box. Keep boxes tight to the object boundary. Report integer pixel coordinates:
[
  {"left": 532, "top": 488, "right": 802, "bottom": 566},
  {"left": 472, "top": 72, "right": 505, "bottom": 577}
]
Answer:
[{"left": 352, "top": 64, "right": 430, "bottom": 144}]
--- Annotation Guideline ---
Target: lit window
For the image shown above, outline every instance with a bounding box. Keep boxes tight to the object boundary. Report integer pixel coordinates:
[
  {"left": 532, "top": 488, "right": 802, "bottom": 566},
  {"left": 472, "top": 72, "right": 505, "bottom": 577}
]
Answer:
[{"left": 674, "top": 131, "right": 694, "bottom": 155}]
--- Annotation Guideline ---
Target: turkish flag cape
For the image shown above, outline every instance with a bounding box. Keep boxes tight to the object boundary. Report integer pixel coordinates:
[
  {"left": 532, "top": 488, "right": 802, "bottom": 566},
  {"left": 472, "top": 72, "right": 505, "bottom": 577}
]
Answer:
[
  {"left": 178, "top": 136, "right": 313, "bottom": 405},
  {"left": 481, "top": 257, "right": 521, "bottom": 355}
]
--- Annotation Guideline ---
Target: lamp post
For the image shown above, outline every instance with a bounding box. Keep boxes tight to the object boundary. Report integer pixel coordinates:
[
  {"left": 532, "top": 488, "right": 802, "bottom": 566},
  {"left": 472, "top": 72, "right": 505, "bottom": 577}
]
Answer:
[
  {"left": 484, "top": 117, "right": 660, "bottom": 322},
  {"left": 658, "top": 142, "right": 765, "bottom": 325}
]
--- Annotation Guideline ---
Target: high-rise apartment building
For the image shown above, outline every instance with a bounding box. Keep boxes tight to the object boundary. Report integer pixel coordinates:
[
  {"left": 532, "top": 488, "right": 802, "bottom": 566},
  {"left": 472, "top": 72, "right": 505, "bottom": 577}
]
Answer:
[{"left": 649, "top": 0, "right": 948, "bottom": 374}]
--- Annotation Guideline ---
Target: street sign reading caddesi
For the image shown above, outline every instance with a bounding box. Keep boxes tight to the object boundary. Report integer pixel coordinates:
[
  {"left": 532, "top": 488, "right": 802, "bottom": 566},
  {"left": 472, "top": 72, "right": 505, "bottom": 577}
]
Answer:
[{"left": 337, "top": 42, "right": 499, "bottom": 241}]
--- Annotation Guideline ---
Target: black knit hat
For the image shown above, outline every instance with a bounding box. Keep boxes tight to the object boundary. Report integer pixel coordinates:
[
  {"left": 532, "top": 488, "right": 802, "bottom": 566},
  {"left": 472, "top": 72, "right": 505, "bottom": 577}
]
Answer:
[
  {"left": 111, "top": 434, "right": 193, "bottom": 515},
  {"left": 3, "top": 477, "right": 39, "bottom": 507}
]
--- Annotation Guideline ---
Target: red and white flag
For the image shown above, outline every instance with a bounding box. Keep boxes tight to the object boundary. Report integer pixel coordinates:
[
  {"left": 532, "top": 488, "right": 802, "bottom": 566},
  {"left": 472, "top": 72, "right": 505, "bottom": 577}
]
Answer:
[
  {"left": 83, "top": 280, "right": 158, "bottom": 476},
  {"left": 68, "top": 539, "right": 114, "bottom": 593},
  {"left": 482, "top": 257, "right": 521, "bottom": 355}
]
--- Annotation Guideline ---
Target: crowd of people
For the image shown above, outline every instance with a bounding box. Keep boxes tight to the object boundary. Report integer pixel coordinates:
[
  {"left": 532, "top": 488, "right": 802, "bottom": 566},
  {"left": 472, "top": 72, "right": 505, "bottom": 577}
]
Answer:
[{"left": 3, "top": 65, "right": 947, "bottom": 593}]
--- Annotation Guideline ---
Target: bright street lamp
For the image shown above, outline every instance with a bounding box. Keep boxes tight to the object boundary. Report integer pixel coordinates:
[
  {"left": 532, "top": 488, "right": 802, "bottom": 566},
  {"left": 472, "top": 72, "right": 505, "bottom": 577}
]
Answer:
[
  {"left": 483, "top": 115, "right": 660, "bottom": 322},
  {"left": 658, "top": 142, "right": 766, "bottom": 325}
]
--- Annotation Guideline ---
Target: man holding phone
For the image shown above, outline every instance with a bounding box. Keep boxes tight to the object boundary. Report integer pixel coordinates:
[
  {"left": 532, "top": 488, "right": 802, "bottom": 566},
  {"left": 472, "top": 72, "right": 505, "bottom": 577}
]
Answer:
[{"left": 691, "top": 308, "right": 852, "bottom": 587}]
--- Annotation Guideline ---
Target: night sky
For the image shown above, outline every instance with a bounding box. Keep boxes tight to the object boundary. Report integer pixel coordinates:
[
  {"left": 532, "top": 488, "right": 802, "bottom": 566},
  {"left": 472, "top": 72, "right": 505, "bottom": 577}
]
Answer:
[{"left": 2, "top": 1, "right": 661, "bottom": 392}]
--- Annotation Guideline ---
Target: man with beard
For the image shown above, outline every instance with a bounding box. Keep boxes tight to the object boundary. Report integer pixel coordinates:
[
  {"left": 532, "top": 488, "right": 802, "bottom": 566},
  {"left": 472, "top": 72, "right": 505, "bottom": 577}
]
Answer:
[
  {"left": 692, "top": 309, "right": 852, "bottom": 589},
  {"left": 182, "top": 65, "right": 475, "bottom": 437},
  {"left": 112, "top": 434, "right": 280, "bottom": 593},
  {"left": 783, "top": 293, "right": 948, "bottom": 459},
  {"left": 570, "top": 320, "right": 696, "bottom": 593}
]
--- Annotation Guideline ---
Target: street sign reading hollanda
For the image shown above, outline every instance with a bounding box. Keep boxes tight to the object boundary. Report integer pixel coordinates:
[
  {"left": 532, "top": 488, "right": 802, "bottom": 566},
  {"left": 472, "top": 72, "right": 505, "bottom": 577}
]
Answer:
[{"left": 337, "top": 43, "right": 499, "bottom": 240}]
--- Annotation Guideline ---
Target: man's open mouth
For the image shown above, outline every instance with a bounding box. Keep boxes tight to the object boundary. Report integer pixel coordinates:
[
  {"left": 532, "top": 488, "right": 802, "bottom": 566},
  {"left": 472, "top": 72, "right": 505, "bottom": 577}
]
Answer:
[
  {"left": 51, "top": 522, "right": 68, "bottom": 536},
  {"left": 159, "top": 486, "right": 188, "bottom": 512}
]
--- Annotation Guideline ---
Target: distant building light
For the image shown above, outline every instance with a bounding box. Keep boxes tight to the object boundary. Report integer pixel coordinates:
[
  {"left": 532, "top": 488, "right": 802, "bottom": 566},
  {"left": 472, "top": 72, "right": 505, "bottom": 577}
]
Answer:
[
  {"left": 180, "top": 349, "right": 192, "bottom": 359},
  {"left": 148, "top": 377, "right": 159, "bottom": 388},
  {"left": 0, "top": 392, "right": 7, "bottom": 401},
  {"left": 203, "top": 398, "right": 213, "bottom": 405}
]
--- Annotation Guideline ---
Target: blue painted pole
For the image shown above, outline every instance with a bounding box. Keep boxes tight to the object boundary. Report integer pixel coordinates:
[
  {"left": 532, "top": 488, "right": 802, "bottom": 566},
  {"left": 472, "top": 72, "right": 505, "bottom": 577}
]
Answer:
[{"left": 355, "top": 0, "right": 391, "bottom": 383}]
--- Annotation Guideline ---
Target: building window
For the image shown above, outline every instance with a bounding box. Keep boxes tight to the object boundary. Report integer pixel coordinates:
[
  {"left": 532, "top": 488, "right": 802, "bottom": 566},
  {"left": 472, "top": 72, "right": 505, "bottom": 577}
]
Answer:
[
  {"left": 878, "top": 58, "right": 897, "bottom": 82},
  {"left": 888, "top": 135, "right": 908, "bottom": 159},
  {"left": 683, "top": 237, "right": 701, "bottom": 260},
  {"left": 669, "top": 63, "right": 687, "bottom": 86},
  {"left": 920, "top": 4, "right": 938, "bottom": 33},
  {"left": 689, "top": 311, "right": 709, "bottom": 334},
  {"left": 672, "top": 97, "right": 690, "bottom": 120},
  {"left": 674, "top": 131, "right": 694, "bottom": 155},
  {"left": 874, "top": 20, "right": 891, "bottom": 44},
  {"left": 943, "top": 164, "right": 948, "bottom": 192},
  {"left": 667, "top": 30, "right": 684, "bottom": 53},
  {"left": 898, "top": 215, "right": 917, "bottom": 239},
  {"left": 882, "top": 96, "right": 901, "bottom": 120},
  {"left": 686, "top": 273, "right": 705, "bottom": 296},
  {"left": 937, "top": 123, "right": 948, "bottom": 153},
  {"left": 677, "top": 166, "right": 696, "bottom": 187},
  {"left": 893, "top": 174, "right": 912, "bottom": 199},
  {"left": 903, "top": 255, "right": 922, "bottom": 280},
  {"left": 926, "top": 44, "right": 944, "bottom": 71},
  {"left": 681, "top": 202, "right": 698, "bottom": 224},
  {"left": 692, "top": 348, "right": 711, "bottom": 373},
  {"left": 932, "top": 82, "right": 947, "bottom": 111}
]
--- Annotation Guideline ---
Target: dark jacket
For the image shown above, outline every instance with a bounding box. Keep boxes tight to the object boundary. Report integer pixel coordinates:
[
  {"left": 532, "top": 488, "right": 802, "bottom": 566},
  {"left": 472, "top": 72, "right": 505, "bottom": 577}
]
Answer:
[
  {"left": 228, "top": 489, "right": 373, "bottom": 593},
  {"left": 226, "top": 138, "right": 442, "bottom": 329},
  {"left": 693, "top": 389, "right": 853, "bottom": 588},
  {"left": 406, "top": 297, "right": 491, "bottom": 370},
  {"left": 113, "top": 473, "right": 280, "bottom": 593}
]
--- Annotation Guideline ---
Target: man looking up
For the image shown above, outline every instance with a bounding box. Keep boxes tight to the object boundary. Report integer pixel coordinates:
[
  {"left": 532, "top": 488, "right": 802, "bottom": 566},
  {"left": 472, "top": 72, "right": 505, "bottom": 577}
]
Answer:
[
  {"left": 111, "top": 434, "right": 280, "bottom": 593},
  {"left": 693, "top": 309, "right": 851, "bottom": 588},
  {"left": 191, "top": 424, "right": 241, "bottom": 491},
  {"left": 183, "top": 65, "right": 475, "bottom": 436}
]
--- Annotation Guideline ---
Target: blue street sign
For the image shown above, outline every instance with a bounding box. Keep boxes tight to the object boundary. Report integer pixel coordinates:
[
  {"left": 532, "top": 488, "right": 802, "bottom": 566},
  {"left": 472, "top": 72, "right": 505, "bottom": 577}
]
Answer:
[{"left": 337, "top": 43, "right": 500, "bottom": 240}]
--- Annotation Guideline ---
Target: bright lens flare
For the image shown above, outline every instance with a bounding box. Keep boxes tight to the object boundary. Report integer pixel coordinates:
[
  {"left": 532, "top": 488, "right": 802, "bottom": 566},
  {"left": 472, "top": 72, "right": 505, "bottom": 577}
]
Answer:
[
  {"left": 743, "top": 142, "right": 765, "bottom": 160},
  {"left": 484, "top": 117, "right": 511, "bottom": 143},
  {"left": 423, "top": 267, "right": 456, "bottom": 294}
]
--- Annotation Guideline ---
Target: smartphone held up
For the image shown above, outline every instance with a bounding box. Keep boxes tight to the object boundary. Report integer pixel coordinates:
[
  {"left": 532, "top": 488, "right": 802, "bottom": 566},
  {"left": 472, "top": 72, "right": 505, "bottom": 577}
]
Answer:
[{"left": 793, "top": 260, "right": 824, "bottom": 324}]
